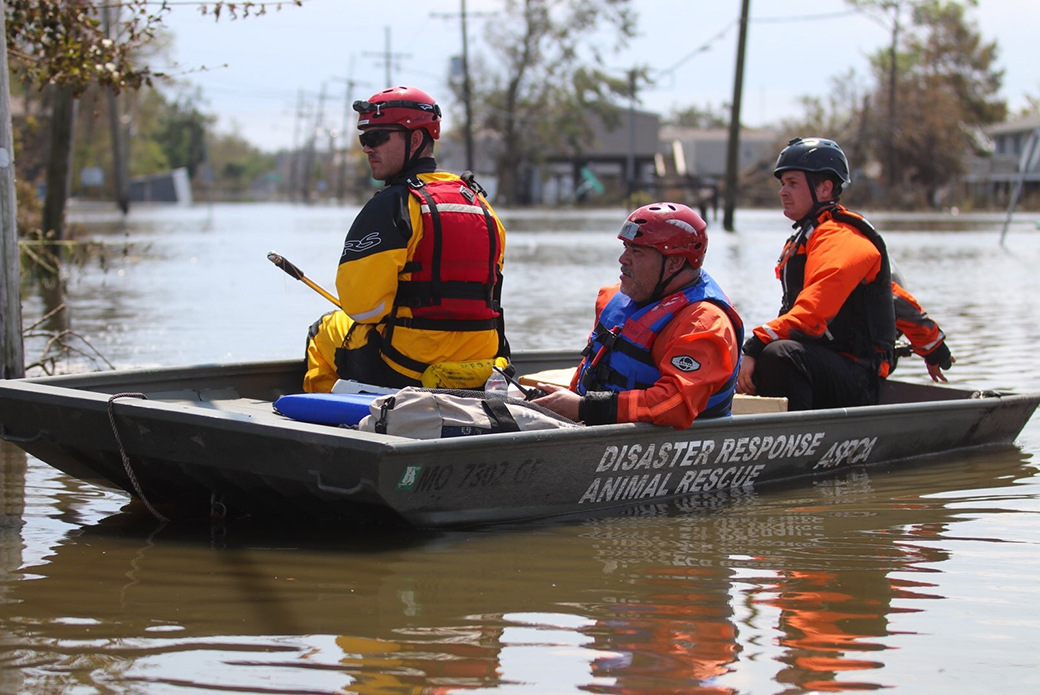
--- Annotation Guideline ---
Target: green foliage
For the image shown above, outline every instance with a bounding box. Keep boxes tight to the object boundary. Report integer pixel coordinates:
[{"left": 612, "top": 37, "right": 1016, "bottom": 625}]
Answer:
[
  {"left": 122, "top": 87, "right": 176, "bottom": 176},
  {"left": 874, "top": 0, "right": 1005, "bottom": 205},
  {"left": 14, "top": 178, "right": 41, "bottom": 238},
  {"left": 4, "top": 0, "right": 166, "bottom": 95},
  {"left": 779, "top": 69, "right": 871, "bottom": 144},
  {"left": 205, "top": 129, "right": 276, "bottom": 198},
  {"left": 156, "top": 96, "right": 213, "bottom": 179},
  {"left": 63, "top": 84, "right": 275, "bottom": 201},
  {"left": 789, "top": 0, "right": 1007, "bottom": 208},
  {"left": 131, "top": 139, "right": 173, "bottom": 179},
  {"left": 905, "top": 0, "right": 1003, "bottom": 123}
]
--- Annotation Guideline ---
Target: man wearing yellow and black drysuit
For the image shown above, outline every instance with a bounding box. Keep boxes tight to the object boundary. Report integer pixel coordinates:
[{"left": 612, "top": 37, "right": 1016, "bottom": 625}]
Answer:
[
  {"left": 736, "top": 137, "right": 897, "bottom": 411},
  {"left": 304, "top": 86, "right": 508, "bottom": 392}
]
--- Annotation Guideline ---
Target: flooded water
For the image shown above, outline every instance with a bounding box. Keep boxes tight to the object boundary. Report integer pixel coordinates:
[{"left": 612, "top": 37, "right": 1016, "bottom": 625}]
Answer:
[{"left": 3, "top": 202, "right": 1040, "bottom": 693}]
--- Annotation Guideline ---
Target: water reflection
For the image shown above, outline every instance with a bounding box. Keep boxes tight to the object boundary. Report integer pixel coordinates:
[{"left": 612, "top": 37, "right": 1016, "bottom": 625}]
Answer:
[{"left": 0, "top": 446, "right": 1032, "bottom": 692}]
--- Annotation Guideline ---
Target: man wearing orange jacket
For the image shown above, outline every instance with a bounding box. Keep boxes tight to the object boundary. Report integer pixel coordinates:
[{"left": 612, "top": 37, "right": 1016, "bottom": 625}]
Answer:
[
  {"left": 737, "top": 137, "right": 898, "bottom": 411},
  {"left": 534, "top": 203, "right": 743, "bottom": 429}
]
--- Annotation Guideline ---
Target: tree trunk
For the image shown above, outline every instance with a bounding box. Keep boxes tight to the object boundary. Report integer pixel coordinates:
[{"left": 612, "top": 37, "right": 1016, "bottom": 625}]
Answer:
[
  {"left": 0, "top": 0, "right": 26, "bottom": 379},
  {"left": 886, "top": 9, "right": 900, "bottom": 192},
  {"left": 41, "top": 86, "right": 77, "bottom": 250},
  {"left": 104, "top": 3, "right": 129, "bottom": 214},
  {"left": 108, "top": 89, "right": 130, "bottom": 214}
]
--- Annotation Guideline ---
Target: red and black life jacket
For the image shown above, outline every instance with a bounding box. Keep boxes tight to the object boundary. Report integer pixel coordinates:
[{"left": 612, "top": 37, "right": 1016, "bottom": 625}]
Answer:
[{"left": 378, "top": 175, "right": 506, "bottom": 374}]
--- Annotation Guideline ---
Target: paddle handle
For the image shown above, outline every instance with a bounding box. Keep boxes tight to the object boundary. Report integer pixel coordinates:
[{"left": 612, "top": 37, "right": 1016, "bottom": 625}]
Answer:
[
  {"left": 267, "top": 251, "right": 304, "bottom": 280},
  {"left": 268, "top": 252, "right": 342, "bottom": 309}
]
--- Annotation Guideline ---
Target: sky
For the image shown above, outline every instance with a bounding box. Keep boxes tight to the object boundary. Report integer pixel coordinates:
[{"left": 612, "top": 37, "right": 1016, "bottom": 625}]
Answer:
[{"left": 155, "top": 0, "right": 1040, "bottom": 153}]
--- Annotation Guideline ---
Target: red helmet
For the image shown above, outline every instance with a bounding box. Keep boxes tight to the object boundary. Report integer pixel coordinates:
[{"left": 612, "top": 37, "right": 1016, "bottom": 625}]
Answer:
[
  {"left": 353, "top": 86, "right": 441, "bottom": 140},
  {"left": 618, "top": 202, "right": 708, "bottom": 269}
]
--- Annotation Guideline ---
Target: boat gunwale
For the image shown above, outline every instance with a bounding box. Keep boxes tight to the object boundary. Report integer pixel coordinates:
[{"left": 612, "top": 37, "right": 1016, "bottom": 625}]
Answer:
[
  {"left": 2, "top": 370, "right": 1038, "bottom": 454},
  {"left": 3, "top": 357, "right": 1039, "bottom": 528}
]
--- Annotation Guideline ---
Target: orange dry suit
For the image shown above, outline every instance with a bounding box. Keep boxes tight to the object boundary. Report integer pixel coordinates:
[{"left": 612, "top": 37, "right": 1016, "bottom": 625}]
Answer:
[
  {"left": 891, "top": 279, "right": 952, "bottom": 370},
  {"left": 304, "top": 159, "right": 507, "bottom": 392},
  {"left": 743, "top": 204, "right": 896, "bottom": 379},
  {"left": 572, "top": 272, "right": 743, "bottom": 429}
]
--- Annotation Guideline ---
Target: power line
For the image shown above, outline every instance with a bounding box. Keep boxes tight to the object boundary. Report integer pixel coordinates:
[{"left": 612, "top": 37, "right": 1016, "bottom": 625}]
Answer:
[
  {"left": 656, "top": 20, "right": 737, "bottom": 78},
  {"left": 655, "top": 9, "right": 862, "bottom": 80},
  {"left": 751, "top": 9, "right": 860, "bottom": 23}
]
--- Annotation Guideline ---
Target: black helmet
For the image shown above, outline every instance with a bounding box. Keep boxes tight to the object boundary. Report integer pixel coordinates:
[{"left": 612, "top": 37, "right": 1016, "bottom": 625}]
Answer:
[{"left": 773, "top": 137, "right": 851, "bottom": 187}]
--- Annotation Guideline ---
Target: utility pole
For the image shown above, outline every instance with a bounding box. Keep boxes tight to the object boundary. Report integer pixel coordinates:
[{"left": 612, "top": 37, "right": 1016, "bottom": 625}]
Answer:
[
  {"left": 363, "top": 27, "right": 411, "bottom": 87},
  {"left": 289, "top": 89, "right": 306, "bottom": 202},
  {"left": 626, "top": 68, "right": 637, "bottom": 202},
  {"left": 723, "top": 0, "right": 750, "bottom": 232},
  {"left": 886, "top": 2, "right": 900, "bottom": 192},
  {"left": 433, "top": 1, "right": 493, "bottom": 173},
  {"left": 460, "top": 0, "right": 475, "bottom": 172},
  {"left": 383, "top": 27, "right": 392, "bottom": 85},
  {"left": 333, "top": 59, "right": 368, "bottom": 205},
  {"left": 300, "top": 83, "right": 327, "bottom": 203},
  {"left": 0, "top": 0, "right": 25, "bottom": 379}
]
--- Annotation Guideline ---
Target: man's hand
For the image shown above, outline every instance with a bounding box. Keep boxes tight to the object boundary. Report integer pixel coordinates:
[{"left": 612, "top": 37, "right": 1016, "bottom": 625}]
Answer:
[
  {"left": 926, "top": 354, "right": 956, "bottom": 382},
  {"left": 532, "top": 383, "right": 581, "bottom": 421},
  {"left": 737, "top": 356, "right": 757, "bottom": 395}
]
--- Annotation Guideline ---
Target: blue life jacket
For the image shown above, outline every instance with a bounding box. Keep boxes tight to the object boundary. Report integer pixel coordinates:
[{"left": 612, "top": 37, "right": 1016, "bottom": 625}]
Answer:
[{"left": 576, "top": 271, "right": 743, "bottom": 419}]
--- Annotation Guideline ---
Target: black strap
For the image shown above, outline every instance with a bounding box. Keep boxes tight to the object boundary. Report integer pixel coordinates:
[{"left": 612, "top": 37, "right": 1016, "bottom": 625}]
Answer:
[
  {"left": 396, "top": 279, "right": 496, "bottom": 307},
  {"left": 592, "top": 320, "right": 670, "bottom": 364},
  {"left": 475, "top": 194, "right": 498, "bottom": 303},
  {"left": 412, "top": 183, "right": 444, "bottom": 306},
  {"left": 375, "top": 396, "right": 397, "bottom": 434},
  {"left": 592, "top": 322, "right": 619, "bottom": 348},
  {"left": 607, "top": 337, "right": 652, "bottom": 364},
  {"left": 481, "top": 399, "right": 521, "bottom": 433},
  {"left": 461, "top": 170, "right": 489, "bottom": 197},
  {"left": 379, "top": 340, "right": 431, "bottom": 375}
]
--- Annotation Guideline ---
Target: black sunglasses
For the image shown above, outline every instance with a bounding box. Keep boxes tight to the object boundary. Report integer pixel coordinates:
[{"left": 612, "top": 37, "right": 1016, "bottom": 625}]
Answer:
[{"left": 358, "top": 129, "right": 400, "bottom": 149}]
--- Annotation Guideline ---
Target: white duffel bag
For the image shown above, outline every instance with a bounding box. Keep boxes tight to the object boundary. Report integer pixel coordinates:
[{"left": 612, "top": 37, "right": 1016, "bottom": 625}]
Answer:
[{"left": 358, "top": 387, "right": 581, "bottom": 440}]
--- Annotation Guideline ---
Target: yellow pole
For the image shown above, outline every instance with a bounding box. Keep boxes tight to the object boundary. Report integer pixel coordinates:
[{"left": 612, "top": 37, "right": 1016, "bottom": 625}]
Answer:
[{"left": 267, "top": 252, "right": 341, "bottom": 308}]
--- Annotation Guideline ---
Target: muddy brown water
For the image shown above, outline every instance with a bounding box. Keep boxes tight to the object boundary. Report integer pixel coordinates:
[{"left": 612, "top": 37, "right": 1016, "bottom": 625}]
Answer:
[{"left": 3, "top": 204, "right": 1040, "bottom": 693}]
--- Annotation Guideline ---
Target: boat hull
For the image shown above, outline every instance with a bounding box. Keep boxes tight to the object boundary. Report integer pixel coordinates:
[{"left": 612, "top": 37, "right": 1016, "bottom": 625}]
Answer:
[{"left": 1, "top": 352, "right": 1037, "bottom": 527}]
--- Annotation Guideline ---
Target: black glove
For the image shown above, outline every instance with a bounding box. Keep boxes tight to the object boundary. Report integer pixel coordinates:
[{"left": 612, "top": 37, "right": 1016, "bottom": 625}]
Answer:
[{"left": 925, "top": 342, "right": 953, "bottom": 370}]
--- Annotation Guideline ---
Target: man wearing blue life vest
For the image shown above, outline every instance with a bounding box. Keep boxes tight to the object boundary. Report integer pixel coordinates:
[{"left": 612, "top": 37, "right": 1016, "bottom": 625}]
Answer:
[
  {"left": 534, "top": 203, "right": 743, "bottom": 429},
  {"left": 303, "top": 86, "right": 509, "bottom": 392}
]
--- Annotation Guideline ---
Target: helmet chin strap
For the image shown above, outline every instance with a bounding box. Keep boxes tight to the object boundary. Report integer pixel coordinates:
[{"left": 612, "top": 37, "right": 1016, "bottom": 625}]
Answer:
[
  {"left": 648, "top": 255, "right": 688, "bottom": 303},
  {"left": 795, "top": 176, "right": 837, "bottom": 230},
  {"left": 403, "top": 131, "right": 431, "bottom": 170}
]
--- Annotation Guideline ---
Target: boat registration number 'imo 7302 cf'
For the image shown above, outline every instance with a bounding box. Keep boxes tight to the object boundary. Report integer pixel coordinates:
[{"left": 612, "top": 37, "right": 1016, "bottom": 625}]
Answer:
[{"left": 394, "top": 428, "right": 882, "bottom": 507}]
